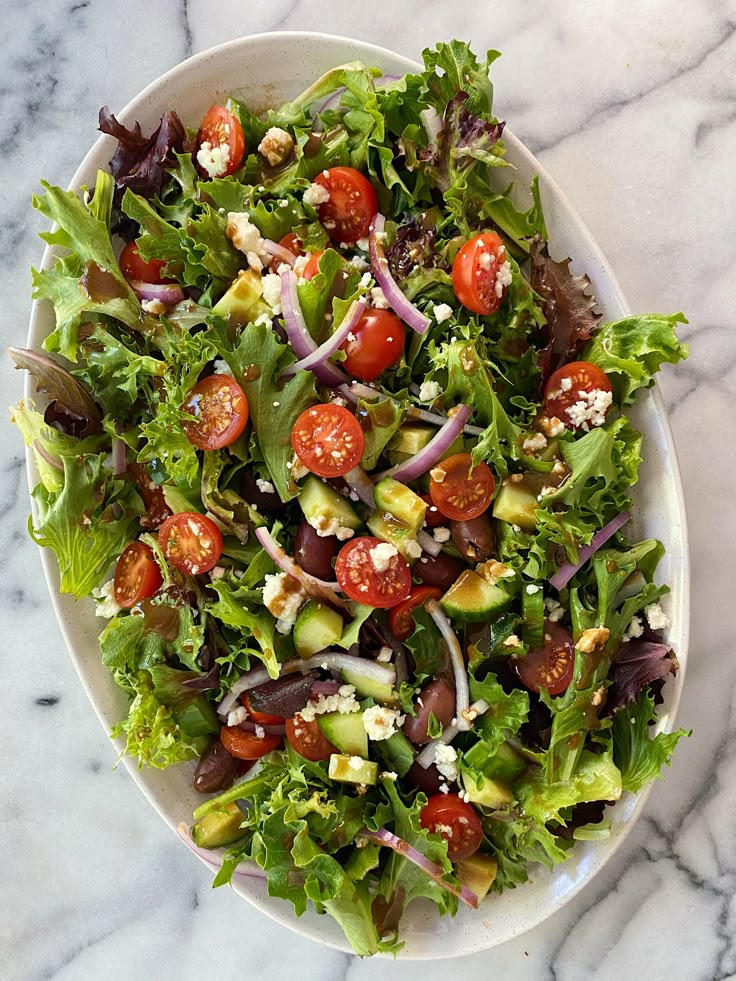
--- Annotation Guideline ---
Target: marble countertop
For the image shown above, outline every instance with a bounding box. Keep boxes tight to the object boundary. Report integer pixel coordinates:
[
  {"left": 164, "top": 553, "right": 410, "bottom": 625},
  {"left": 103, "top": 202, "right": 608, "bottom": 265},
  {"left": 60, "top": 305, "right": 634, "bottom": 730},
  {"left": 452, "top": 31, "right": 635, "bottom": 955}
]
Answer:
[{"left": 2, "top": 2, "right": 733, "bottom": 979}]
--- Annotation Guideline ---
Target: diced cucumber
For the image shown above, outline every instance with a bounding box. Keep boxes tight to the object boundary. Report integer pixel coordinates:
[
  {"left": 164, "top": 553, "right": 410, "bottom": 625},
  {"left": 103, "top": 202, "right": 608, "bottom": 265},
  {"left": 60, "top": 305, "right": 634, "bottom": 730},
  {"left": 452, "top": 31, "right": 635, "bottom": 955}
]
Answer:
[
  {"left": 373, "top": 478, "right": 426, "bottom": 535},
  {"left": 387, "top": 424, "right": 435, "bottom": 465},
  {"left": 461, "top": 773, "right": 514, "bottom": 809},
  {"left": 191, "top": 802, "right": 244, "bottom": 849},
  {"left": 492, "top": 480, "right": 539, "bottom": 531},
  {"left": 540, "top": 438, "right": 561, "bottom": 462},
  {"left": 293, "top": 600, "right": 344, "bottom": 658},
  {"left": 374, "top": 730, "right": 415, "bottom": 777},
  {"left": 440, "top": 570, "right": 512, "bottom": 623},
  {"left": 367, "top": 510, "right": 420, "bottom": 564},
  {"left": 298, "top": 475, "right": 361, "bottom": 536},
  {"left": 328, "top": 754, "right": 378, "bottom": 785},
  {"left": 318, "top": 711, "right": 369, "bottom": 757},
  {"left": 455, "top": 854, "right": 498, "bottom": 901},
  {"left": 212, "top": 267, "right": 270, "bottom": 325},
  {"left": 341, "top": 667, "right": 397, "bottom": 705},
  {"left": 463, "top": 740, "right": 527, "bottom": 783},
  {"left": 522, "top": 585, "right": 544, "bottom": 649}
]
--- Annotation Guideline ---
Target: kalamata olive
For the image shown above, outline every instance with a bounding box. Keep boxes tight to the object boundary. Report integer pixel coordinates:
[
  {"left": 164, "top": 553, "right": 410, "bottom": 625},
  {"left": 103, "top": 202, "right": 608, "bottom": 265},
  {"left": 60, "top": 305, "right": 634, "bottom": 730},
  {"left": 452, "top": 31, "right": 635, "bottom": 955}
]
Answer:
[
  {"left": 242, "top": 469, "right": 286, "bottom": 515},
  {"left": 405, "top": 760, "right": 445, "bottom": 795},
  {"left": 403, "top": 678, "right": 456, "bottom": 745},
  {"left": 293, "top": 520, "right": 340, "bottom": 580},
  {"left": 414, "top": 552, "right": 464, "bottom": 592},
  {"left": 449, "top": 514, "right": 495, "bottom": 562},
  {"left": 192, "top": 738, "right": 238, "bottom": 794}
]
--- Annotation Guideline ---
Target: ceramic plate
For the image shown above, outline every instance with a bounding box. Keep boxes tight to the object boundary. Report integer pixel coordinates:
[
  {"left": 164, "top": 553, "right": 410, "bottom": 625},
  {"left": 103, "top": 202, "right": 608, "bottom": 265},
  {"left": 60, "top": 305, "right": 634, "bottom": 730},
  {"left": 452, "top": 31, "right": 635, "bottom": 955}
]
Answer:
[{"left": 24, "top": 31, "right": 689, "bottom": 959}]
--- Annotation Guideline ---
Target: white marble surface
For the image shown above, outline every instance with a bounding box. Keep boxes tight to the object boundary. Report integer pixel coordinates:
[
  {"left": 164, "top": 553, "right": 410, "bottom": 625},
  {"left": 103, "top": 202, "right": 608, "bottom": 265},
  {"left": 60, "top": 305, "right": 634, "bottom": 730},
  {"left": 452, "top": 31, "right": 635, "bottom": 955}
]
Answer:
[{"left": 1, "top": 2, "right": 734, "bottom": 978}]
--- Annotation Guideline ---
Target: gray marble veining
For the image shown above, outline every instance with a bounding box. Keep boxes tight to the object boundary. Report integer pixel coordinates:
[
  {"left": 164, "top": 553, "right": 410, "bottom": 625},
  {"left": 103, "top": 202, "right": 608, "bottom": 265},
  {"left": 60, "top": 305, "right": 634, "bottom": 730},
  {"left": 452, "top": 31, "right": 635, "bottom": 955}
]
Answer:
[{"left": 1, "top": 1, "right": 734, "bottom": 978}]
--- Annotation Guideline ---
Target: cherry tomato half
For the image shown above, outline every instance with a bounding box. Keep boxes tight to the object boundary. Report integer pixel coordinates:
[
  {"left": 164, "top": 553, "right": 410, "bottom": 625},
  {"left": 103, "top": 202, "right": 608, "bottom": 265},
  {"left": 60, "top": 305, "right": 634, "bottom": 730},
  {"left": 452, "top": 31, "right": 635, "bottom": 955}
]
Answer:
[
  {"left": 182, "top": 374, "right": 249, "bottom": 451},
  {"left": 119, "top": 241, "right": 175, "bottom": 285},
  {"left": 335, "top": 535, "right": 412, "bottom": 608},
  {"left": 543, "top": 361, "right": 613, "bottom": 431},
  {"left": 300, "top": 251, "right": 324, "bottom": 280},
  {"left": 420, "top": 794, "right": 484, "bottom": 862},
  {"left": 389, "top": 586, "right": 442, "bottom": 641},
  {"left": 271, "top": 233, "right": 323, "bottom": 281},
  {"left": 291, "top": 404, "right": 365, "bottom": 478},
  {"left": 158, "top": 511, "right": 223, "bottom": 576},
  {"left": 340, "top": 308, "right": 405, "bottom": 382},
  {"left": 452, "top": 231, "right": 509, "bottom": 316},
  {"left": 196, "top": 105, "right": 245, "bottom": 178},
  {"left": 313, "top": 166, "right": 378, "bottom": 243},
  {"left": 128, "top": 462, "right": 172, "bottom": 530},
  {"left": 429, "top": 453, "right": 496, "bottom": 522},
  {"left": 515, "top": 621, "right": 575, "bottom": 696},
  {"left": 286, "top": 714, "right": 337, "bottom": 761},
  {"left": 220, "top": 726, "right": 282, "bottom": 760},
  {"left": 242, "top": 693, "right": 284, "bottom": 725},
  {"left": 113, "top": 541, "right": 163, "bottom": 609}
]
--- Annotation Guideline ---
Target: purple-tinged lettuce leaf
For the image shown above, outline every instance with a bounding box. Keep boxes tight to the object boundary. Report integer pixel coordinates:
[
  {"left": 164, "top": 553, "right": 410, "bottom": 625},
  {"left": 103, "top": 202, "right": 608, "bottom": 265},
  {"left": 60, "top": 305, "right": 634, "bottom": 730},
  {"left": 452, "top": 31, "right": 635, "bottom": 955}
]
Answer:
[
  {"left": 608, "top": 640, "right": 678, "bottom": 711},
  {"left": 8, "top": 347, "right": 102, "bottom": 436},
  {"left": 99, "top": 107, "right": 188, "bottom": 199},
  {"left": 417, "top": 93, "right": 505, "bottom": 193}
]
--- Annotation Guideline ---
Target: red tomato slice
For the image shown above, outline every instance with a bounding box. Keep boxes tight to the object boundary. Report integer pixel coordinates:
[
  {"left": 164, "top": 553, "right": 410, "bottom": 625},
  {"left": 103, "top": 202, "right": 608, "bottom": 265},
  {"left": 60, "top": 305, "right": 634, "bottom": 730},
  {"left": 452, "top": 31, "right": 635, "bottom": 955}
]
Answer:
[
  {"left": 515, "top": 621, "right": 575, "bottom": 695},
  {"left": 285, "top": 714, "right": 337, "bottom": 761},
  {"left": 242, "top": 694, "right": 284, "bottom": 725},
  {"left": 340, "top": 308, "right": 405, "bottom": 382},
  {"left": 128, "top": 462, "right": 172, "bottom": 530},
  {"left": 389, "top": 586, "right": 442, "bottom": 641},
  {"left": 452, "top": 231, "right": 509, "bottom": 316},
  {"left": 158, "top": 512, "right": 223, "bottom": 575},
  {"left": 196, "top": 105, "right": 245, "bottom": 178},
  {"left": 220, "top": 726, "right": 281, "bottom": 760},
  {"left": 420, "top": 794, "right": 484, "bottom": 862},
  {"left": 182, "top": 374, "right": 249, "bottom": 451},
  {"left": 543, "top": 362, "right": 613, "bottom": 431},
  {"left": 301, "top": 250, "right": 323, "bottom": 280},
  {"left": 335, "top": 536, "right": 412, "bottom": 608},
  {"left": 291, "top": 404, "right": 364, "bottom": 478},
  {"left": 113, "top": 541, "right": 163, "bottom": 608},
  {"left": 429, "top": 453, "right": 496, "bottom": 521},
  {"left": 313, "top": 166, "right": 378, "bottom": 243},
  {"left": 271, "top": 234, "right": 323, "bottom": 280},
  {"left": 421, "top": 494, "right": 445, "bottom": 529},
  {"left": 119, "top": 241, "right": 175, "bottom": 285}
]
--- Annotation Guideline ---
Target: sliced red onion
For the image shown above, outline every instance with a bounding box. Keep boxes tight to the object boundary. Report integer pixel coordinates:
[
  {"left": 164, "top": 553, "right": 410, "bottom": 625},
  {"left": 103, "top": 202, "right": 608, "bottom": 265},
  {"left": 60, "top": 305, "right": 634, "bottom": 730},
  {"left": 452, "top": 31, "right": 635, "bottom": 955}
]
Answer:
[
  {"left": 111, "top": 438, "right": 127, "bottom": 475},
  {"left": 407, "top": 405, "right": 485, "bottom": 437},
  {"left": 369, "top": 214, "right": 430, "bottom": 335},
  {"left": 176, "top": 822, "right": 266, "bottom": 879},
  {"left": 279, "top": 268, "right": 349, "bottom": 386},
  {"left": 255, "top": 527, "right": 347, "bottom": 612},
  {"left": 415, "top": 700, "right": 490, "bottom": 769},
  {"left": 549, "top": 510, "right": 632, "bottom": 590},
  {"left": 425, "top": 599, "right": 471, "bottom": 732},
  {"left": 338, "top": 381, "right": 382, "bottom": 402},
  {"left": 130, "top": 280, "right": 185, "bottom": 304},
  {"left": 262, "top": 239, "right": 298, "bottom": 267},
  {"left": 281, "top": 298, "right": 366, "bottom": 379},
  {"left": 236, "top": 720, "right": 287, "bottom": 737},
  {"left": 344, "top": 465, "right": 376, "bottom": 507},
  {"left": 358, "top": 827, "right": 478, "bottom": 909},
  {"left": 374, "top": 405, "right": 472, "bottom": 483},
  {"left": 312, "top": 679, "right": 342, "bottom": 696},
  {"left": 417, "top": 529, "right": 443, "bottom": 557}
]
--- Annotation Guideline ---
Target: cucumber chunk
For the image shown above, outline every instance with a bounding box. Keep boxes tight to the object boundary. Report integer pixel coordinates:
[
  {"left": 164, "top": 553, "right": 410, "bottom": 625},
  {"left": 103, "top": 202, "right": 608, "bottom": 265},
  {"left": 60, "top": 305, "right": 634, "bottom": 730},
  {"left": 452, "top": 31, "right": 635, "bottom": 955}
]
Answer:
[
  {"left": 293, "top": 600, "right": 344, "bottom": 658},
  {"left": 492, "top": 480, "right": 539, "bottom": 531},
  {"left": 440, "top": 570, "right": 512, "bottom": 623},
  {"left": 455, "top": 853, "right": 498, "bottom": 901},
  {"left": 341, "top": 667, "right": 397, "bottom": 705},
  {"left": 318, "top": 711, "right": 369, "bottom": 757},
  {"left": 298, "top": 475, "right": 361, "bottom": 536},
  {"left": 460, "top": 773, "right": 514, "bottom": 809},
  {"left": 367, "top": 510, "right": 420, "bottom": 563},
  {"left": 191, "top": 802, "right": 245, "bottom": 849},
  {"left": 373, "top": 478, "right": 427, "bottom": 535},
  {"left": 328, "top": 754, "right": 378, "bottom": 785}
]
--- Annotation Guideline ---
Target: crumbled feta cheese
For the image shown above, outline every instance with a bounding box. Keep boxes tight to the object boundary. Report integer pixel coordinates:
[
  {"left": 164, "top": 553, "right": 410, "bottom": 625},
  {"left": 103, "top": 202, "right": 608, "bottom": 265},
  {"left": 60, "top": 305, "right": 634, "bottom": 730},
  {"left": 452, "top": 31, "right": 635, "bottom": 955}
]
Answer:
[
  {"left": 432, "top": 527, "right": 451, "bottom": 544},
  {"left": 544, "top": 597, "right": 564, "bottom": 623},
  {"left": 300, "top": 684, "right": 360, "bottom": 722},
  {"left": 306, "top": 512, "right": 355, "bottom": 541},
  {"left": 359, "top": 271, "right": 372, "bottom": 289},
  {"left": 292, "top": 253, "right": 310, "bottom": 280},
  {"left": 503, "top": 633, "right": 521, "bottom": 648},
  {"left": 355, "top": 237, "right": 370, "bottom": 251},
  {"left": 92, "top": 579, "right": 121, "bottom": 619},
  {"left": 565, "top": 388, "right": 613, "bottom": 430},
  {"left": 262, "top": 572, "right": 306, "bottom": 629},
  {"left": 522, "top": 432, "right": 548, "bottom": 454},
  {"left": 439, "top": 782, "right": 450, "bottom": 794},
  {"left": 213, "top": 358, "right": 234, "bottom": 377},
  {"left": 429, "top": 466, "right": 446, "bottom": 483},
  {"left": 369, "top": 541, "right": 399, "bottom": 572},
  {"left": 226, "top": 212, "right": 270, "bottom": 271},
  {"left": 576, "top": 625, "right": 610, "bottom": 653},
  {"left": 645, "top": 602, "right": 670, "bottom": 632},
  {"left": 196, "top": 140, "right": 231, "bottom": 178},
  {"left": 141, "top": 298, "right": 167, "bottom": 315},
  {"left": 525, "top": 584, "right": 541, "bottom": 595},
  {"left": 257, "top": 126, "right": 294, "bottom": 166},
  {"left": 433, "top": 302, "right": 453, "bottom": 323},
  {"left": 350, "top": 255, "right": 370, "bottom": 272},
  {"left": 209, "top": 565, "right": 226, "bottom": 581},
  {"left": 303, "top": 182, "right": 331, "bottom": 207},
  {"left": 377, "top": 646, "right": 393, "bottom": 663},
  {"left": 538, "top": 415, "right": 566, "bottom": 438},
  {"left": 260, "top": 272, "right": 283, "bottom": 314},
  {"left": 560, "top": 377, "right": 573, "bottom": 392},
  {"left": 370, "top": 285, "right": 389, "bottom": 308},
  {"left": 255, "top": 478, "right": 275, "bottom": 494},
  {"left": 622, "top": 615, "right": 644, "bottom": 642},
  {"left": 362, "top": 704, "right": 405, "bottom": 741},
  {"left": 478, "top": 251, "right": 492, "bottom": 271},
  {"left": 418, "top": 380, "right": 442, "bottom": 402},
  {"left": 348, "top": 755, "right": 365, "bottom": 771},
  {"left": 380, "top": 771, "right": 398, "bottom": 782},
  {"left": 404, "top": 539, "right": 423, "bottom": 560},
  {"left": 494, "top": 259, "right": 513, "bottom": 298},
  {"left": 227, "top": 706, "right": 248, "bottom": 726},
  {"left": 434, "top": 744, "right": 458, "bottom": 782}
]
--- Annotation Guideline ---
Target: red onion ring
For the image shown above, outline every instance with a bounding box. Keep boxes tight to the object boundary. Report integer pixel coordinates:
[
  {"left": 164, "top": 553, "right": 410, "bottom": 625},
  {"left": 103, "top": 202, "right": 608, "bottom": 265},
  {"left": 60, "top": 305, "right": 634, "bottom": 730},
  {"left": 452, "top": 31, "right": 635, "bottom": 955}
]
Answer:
[
  {"left": 279, "top": 268, "right": 349, "bottom": 386},
  {"left": 373, "top": 405, "right": 472, "bottom": 483},
  {"left": 549, "top": 511, "right": 632, "bottom": 590},
  {"left": 425, "top": 599, "right": 471, "bottom": 732},
  {"left": 407, "top": 405, "right": 485, "bottom": 437},
  {"left": 254, "top": 527, "right": 347, "bottom": 611},
  {"left": 281, "top": 298, "right": 366, "bottom": 379},
  {"left": 176, "top": 822, "right": 266, "bottom": 879},
  {"left": 262, "top": 239, "right": 298, "bottom": 267},
  {"left": 343, "top": 465, "right": 376, "bottom": 507},
  {"left": 369, "top": 213, "right": 430, "bottom": 335},
  {"left": 130, "top": 280, "right": 185, "bottom": 304}
]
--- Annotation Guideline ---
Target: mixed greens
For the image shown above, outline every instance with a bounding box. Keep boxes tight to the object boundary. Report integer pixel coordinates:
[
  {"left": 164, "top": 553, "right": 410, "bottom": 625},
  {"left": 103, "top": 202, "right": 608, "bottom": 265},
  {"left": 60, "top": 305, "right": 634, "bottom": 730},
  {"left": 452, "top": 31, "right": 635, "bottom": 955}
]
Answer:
[{"left": 11, "top": 41, "right": 691, "bottom": 956}]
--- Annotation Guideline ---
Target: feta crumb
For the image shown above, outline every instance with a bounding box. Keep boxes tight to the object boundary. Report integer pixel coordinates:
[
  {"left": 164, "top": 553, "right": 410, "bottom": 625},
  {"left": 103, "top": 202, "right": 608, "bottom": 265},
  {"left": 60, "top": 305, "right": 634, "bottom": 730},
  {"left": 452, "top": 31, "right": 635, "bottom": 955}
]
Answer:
[
  {"left": 503, "top": 633, "right": 522, "bottom": 648},
  {"left": 576, "top": 625, "right": 610, "bottom": 653},
  {"left": 432, "top": 527, "right": 451, "bottom": 543},
  {"left": 227, "top": 706, "right": 248, "bottom": 726},
  {"left": 560, "top": 377, "right": 573, "bottom": 392},
  {"left": 300, "top": 684, "right": 360, "bottom": 722},
  {"left": 350, "top": 255, "right": 370, "bottom": 272},
  {"left": 418, "top": 380, "right": 442, "bottom": 402},
  {"left": 226, "top": 212, "right": 270, "bottom": 271},
  {"left": 257, "top": 126, "right": 294, "bottom": 167},
  {"left": 262, "top": 572, "right": 306, "bottom": 629},
  {"left": 622, "top": 615, "right": 644, "bottom": 642},
  {"left": 362, "top": 705, "right": 405, "bottom": 741},
  {"left": 433, "top": 302, "right": 453, "bottom": 323},
  {"left": 213, "top": 358, "right": 234, "bottom": 377},
  {"left": 458, "top": 789, "right": 471, "bottom": 803},
  {"left": 478, "top": 251, "right": 492, "bottom": 271},
  {"left": 348, "top": 755, "right": 365, "bottom": 771},
  {"left": 209, "top": 565, "right": 226, "bottom": 581},
  {"left": 376, "top": 646, "right": 393, "bottom": 663},
  {"left": 196, "top": 140, "right": 231, "bottom": 178},
  {"left": 544, "top": 597, "right": 564, "bottom": 623},
  {"left": 257, "top": 272, "right": 282, "bottom": 314},
  {"left": 525, "top": 584, "right": 541, "bottom": 595},
  {"left": 92, "top": 579, "right": 121, "bottom": 619},
  {"left": 565, "top": 388, "right": 613, "bottom": 431},
  {"left": 494, "top": 259, "right": 513, "bottom": 298},
  {"left": 404, "top": 538, "right": 423, "bottom": 560},
  {"left": 303, "top": 182, "right": 331, "bottom": 207},
  {"left": 355, "top": 237, "right": 370, "bottom": 251},
  {"left": 433, "top": 744, "right": 458, "bottom": 782},
  {"left": 254, "top": 724, "right": 266, "bottom": 740},
  {"left": 522, "top": 432, "right": 548, "bottom": 454},
  {"left": 141, "top": 298, "right": 167, "bottom": 315},
  {"left": 439, "top": 782, "right": 450, "bottom": 794},
  {"left": 429, "top": 466, "right": 446, "bottom": 483},
  {"left": 306, "top": 511, "right": 355, "bottom": 541},
  {"left": 370, "top": 285, "right": 389, "bottom": 308},
  {"left": 645, "top": 602, "right": 670, "bottom": 632},
  {"left": 380, "top": 771, "right": 398, "bottom": 782},
  {"left": 255, "top": 478, "right": 275, "bottom": 494},
  {"left": 538, "top": 415, "right": 566, "bottom": 438},
  {"left": 359, "top": 271, "right": 372, "bottom": 289},
  {"left": 369, "top": 541, "right": 399, "bottom": 572}
]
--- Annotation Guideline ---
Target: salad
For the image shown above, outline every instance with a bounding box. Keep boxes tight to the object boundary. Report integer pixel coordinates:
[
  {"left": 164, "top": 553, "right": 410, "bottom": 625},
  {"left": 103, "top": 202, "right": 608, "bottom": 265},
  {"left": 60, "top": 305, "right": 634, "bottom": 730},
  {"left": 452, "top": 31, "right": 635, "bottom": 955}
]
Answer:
[{"left": 11, "top": 41, "right": 690, "bottom": 956}]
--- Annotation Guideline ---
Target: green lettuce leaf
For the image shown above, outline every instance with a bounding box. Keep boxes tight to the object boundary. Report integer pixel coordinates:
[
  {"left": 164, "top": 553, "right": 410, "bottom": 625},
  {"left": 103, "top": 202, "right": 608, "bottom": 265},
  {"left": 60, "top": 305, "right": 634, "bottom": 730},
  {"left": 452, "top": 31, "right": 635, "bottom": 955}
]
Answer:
[
  {"left": 515, "top": 745, "right": 622, "bottom": 825},
  {"left": 206, "top": 575, "right": 279, "bottom": 678},
  {"left": 612, "top": 688, "right": 690, "bottom": 793}
]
